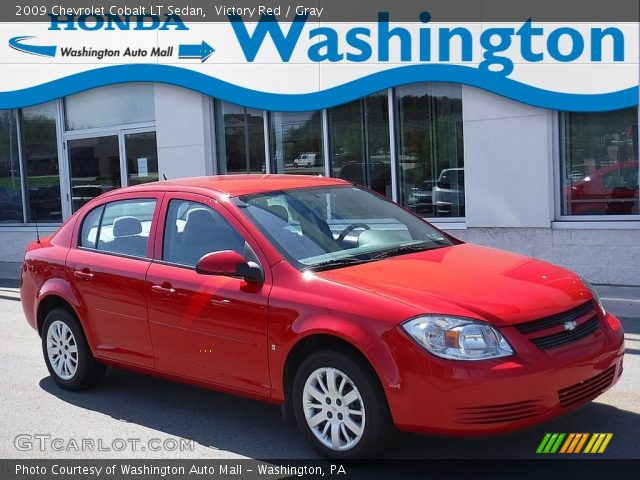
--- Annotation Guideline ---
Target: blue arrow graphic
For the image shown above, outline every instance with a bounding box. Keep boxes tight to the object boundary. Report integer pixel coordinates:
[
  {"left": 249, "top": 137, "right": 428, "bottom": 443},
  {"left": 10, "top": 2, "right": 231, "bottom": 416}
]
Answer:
[
  {"left": 178, "top": 41, "right": 214, "bottom": 62},
  {"left": 9, "top": 36, "right": 56, "bottom": 57}
]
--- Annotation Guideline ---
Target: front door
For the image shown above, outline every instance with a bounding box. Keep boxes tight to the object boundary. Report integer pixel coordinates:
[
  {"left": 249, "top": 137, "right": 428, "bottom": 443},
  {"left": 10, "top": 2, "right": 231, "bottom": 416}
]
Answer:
[{"left": 146, "top": 194, "right": 271, "bottom": 395}]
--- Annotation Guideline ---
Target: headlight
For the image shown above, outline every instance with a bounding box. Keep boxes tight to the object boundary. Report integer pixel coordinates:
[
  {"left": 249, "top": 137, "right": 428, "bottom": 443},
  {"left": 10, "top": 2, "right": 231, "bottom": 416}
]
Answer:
[
  {"left": 402, "top": 315, "right": 514, "bottom": 361},
  {"left": 581, "top": 278, "right": 606, "bottom": 316}
]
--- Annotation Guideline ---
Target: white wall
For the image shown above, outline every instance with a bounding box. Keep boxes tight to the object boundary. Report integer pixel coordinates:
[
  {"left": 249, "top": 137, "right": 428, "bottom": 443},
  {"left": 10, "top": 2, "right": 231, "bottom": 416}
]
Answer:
[
  {"left": 462, "top": 86, "right": 554, "bottom": 228},
  {"left": 447, "top": 227, "right": 640, "bottom": 286},
  {"left": 154, "top": 85, "right": 214, "bottom": 180}
]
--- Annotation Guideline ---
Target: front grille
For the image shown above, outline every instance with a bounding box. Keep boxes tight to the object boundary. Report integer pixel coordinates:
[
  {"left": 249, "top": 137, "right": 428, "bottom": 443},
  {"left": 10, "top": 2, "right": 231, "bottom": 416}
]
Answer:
[
  {"left": 558, "top": 367, "right": 615, "bottom": 408},
  {"left": 453, "top": 400, "right": 545, "bottom": 424},
  {"left": 530, "top": 317, "right": 599, "bottom": 350},
  {"left": 514, "top": 301, "right": 600, "bottom": 351},
  {"left": 515, "top": 301, "right": 593, "bottom": 335}
]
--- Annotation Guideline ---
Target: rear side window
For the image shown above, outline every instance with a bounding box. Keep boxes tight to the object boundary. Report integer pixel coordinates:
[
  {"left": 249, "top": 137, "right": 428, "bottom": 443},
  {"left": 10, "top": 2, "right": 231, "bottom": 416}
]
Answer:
[
  {"left": 79, "top": 198, "right": 156, "bottom": 258},
  {"left": 80, "top": 206, "right": 103, "bottom": 249}
]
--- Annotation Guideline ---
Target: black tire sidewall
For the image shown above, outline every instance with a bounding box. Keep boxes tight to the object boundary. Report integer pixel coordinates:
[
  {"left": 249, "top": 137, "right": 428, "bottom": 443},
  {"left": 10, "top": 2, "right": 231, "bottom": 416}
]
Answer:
[
  {"left": 41, "top": 308, "right": 102, "bottom": 390},
  {"left": 292, "top": 349, "right": 389, "bottom": 459}
]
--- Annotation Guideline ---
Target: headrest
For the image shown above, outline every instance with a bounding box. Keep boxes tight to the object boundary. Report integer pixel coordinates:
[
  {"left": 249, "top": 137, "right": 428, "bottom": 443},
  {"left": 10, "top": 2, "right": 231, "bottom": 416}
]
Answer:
[
  {"left": 268, "top": 205, "right": 289, "bottom": 221},
  {"left": 183, "top": 209, "right": 219, "bottom": 245},
  {"left": 113, "top": 216, "right": 142, "bottom": 237}
]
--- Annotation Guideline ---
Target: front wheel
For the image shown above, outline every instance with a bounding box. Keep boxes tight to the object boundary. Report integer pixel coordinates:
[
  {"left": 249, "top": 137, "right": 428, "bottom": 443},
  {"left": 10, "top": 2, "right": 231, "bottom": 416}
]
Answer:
[
  {"left": 292, "top": 350, "right": 391, "bottom": 459},
  {"left": 42, "top": 308, "right": 106, "bottom": 390}
]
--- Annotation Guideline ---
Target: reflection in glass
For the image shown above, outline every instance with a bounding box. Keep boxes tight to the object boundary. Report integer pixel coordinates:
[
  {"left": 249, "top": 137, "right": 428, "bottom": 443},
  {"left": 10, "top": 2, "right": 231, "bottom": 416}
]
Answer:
[
  {"left": 22, "top": 102, "right": 62, "bottom": 222},
  {"left": 329, "top": 91, "right": 391, "bottom": 197},
  {"left": 215, "top": 101, "right": 265, "bottom": 174},
  {"left": 396, "top": 83, "right": 464, "bottom": 217},
  {"left": 270, "top": 111, "right": 323, "bottom": 175},
  {"left": 126, "top": 132, "right": 159, "bottom": 185},
  {"left": 562, "top": 108, "right": 639, "bottom": 216},
  {"left": 0, "top": 110, "right": 24, "bottom": 222},
  {"left": 65, "top": 84, "right": 155, "bottom": 131},
  {"left": 68, "top": 136, "right": 121, "bottom": 212}
]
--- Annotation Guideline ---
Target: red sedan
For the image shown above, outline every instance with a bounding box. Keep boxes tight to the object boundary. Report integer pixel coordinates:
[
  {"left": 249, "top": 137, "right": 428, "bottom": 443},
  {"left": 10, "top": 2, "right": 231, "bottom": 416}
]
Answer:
[{"left": 20, "top": 175, "right": 624, "bottom": 458}]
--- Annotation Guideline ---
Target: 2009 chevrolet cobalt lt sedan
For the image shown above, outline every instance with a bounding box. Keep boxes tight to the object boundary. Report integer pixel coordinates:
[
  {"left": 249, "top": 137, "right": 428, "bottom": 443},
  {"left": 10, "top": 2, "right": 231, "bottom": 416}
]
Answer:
[{"left": 20, "top": 175, "right": 624, "bottom": 458}]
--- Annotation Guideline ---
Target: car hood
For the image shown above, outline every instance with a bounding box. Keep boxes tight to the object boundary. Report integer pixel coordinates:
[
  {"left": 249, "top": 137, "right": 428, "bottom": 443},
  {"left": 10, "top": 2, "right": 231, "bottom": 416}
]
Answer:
[{"left": 317, "top": 243, "right": 592, "bottom": 327}]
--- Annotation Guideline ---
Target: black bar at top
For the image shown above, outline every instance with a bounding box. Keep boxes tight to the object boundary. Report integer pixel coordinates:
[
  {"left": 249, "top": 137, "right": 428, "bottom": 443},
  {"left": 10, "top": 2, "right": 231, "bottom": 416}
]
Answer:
[{"left": 3, "top": 0, "right": 639, "bottom": 22}]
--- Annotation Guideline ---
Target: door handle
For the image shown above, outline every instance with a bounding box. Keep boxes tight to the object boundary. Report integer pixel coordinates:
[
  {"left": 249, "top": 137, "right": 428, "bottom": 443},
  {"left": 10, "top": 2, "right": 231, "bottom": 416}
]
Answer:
[
  {"left": 151, "top": 284, "right": 176, "bottom": 296},
  {"left": 73, "top": 269, "right": 94, "bottom": 281}
]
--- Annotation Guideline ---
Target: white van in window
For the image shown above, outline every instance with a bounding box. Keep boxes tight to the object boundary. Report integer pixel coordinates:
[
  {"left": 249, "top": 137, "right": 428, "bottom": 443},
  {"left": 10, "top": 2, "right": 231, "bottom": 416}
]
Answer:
[{"left": 293, "top": 152, "right": 319, "bottom": 168}]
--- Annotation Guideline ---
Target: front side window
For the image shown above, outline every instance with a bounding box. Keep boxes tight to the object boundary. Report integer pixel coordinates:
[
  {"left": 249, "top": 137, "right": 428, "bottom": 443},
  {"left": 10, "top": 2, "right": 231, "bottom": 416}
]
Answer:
[
  {"left": 234, "top": 185, "right": 453, "bottom": 271},
  {"left": 396, "top": 83, "right": 464, "bottom": 217},
  {"left": 163, "top": 199, "right": 245, "bottom": 267},
  {"left": 561, "top": 107, "right": 639, "bottom": 216},
  {"left": 81, "top": 198, "right": 156, "bottom": 257}
]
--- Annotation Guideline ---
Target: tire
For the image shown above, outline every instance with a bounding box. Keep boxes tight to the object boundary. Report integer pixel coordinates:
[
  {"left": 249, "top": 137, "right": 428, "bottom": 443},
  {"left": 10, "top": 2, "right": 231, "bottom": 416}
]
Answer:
[
  {"left": 41, "top": 308, "right": 106, "bottom": 390},
  {"left": 293, "top": 162, "right": 299, "bottom": 168},
  {"left": 292, "top": 349, "right": 392, "bottom": 459}
]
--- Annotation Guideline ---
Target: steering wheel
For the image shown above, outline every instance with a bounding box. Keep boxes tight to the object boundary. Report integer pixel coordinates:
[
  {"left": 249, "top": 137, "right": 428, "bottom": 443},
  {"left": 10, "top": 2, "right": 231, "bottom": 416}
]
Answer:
[{"left": 336, "top": 223, "right": 371, "bottom": 243}]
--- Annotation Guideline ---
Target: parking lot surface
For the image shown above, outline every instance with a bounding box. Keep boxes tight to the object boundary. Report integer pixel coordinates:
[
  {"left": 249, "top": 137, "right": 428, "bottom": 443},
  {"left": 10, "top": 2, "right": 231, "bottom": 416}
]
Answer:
[{"left": 1, "top": 285, "right": 638, "bottom": 459}]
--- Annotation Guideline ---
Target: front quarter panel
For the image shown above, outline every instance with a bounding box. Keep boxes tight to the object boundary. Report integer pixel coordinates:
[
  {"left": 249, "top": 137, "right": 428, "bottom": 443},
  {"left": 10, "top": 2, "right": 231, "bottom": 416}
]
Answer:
[{"left": 266, "top": 262, "right": 417, "bottom": 403}]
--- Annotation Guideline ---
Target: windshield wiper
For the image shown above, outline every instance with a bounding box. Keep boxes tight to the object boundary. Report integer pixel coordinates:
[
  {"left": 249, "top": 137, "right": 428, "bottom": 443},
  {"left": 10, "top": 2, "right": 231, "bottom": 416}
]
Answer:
[
  {"left": 368, "top": 243, "right": 438, "bottom": 261},
  {"left": 305, "top": 257, "right": 368, "bottom": 272}
]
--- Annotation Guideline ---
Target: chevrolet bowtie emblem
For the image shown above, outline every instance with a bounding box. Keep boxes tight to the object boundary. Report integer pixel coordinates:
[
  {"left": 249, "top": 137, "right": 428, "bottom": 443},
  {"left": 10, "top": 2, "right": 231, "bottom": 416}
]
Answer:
[{"left": 563, "top": 320, "right": 578, "bottom": 331}]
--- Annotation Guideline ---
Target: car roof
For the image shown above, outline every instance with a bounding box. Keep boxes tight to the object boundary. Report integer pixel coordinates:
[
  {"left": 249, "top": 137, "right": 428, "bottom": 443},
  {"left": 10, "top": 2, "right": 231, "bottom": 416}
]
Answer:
[{"left": 115, "top": 174, "right": 349, "bottom": 197}]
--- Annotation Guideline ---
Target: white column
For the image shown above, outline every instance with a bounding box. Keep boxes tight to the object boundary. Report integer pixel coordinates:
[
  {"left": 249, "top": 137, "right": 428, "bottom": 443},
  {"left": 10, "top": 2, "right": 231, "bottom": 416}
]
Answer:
[
  {"left": 154, "top": 84, "right": 213, "bottom": 179},
  {"left": 461, "top": 86, "right": 555, "bottom": 228}
]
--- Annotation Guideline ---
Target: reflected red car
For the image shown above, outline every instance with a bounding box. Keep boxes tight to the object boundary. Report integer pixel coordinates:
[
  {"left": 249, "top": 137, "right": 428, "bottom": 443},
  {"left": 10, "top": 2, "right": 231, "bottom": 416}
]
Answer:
[
  {"left": 568, "top": 161, "right": 639, "bottom": 215},
  {"left": 20, "top": 175, "right": 624, "bottom": 458}
]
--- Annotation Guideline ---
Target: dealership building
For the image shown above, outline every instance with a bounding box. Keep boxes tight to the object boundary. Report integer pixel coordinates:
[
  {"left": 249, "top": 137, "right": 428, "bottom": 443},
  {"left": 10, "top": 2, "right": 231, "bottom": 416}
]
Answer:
[{"left": 0, "top": 82, "right": 638, "bottom": 284}]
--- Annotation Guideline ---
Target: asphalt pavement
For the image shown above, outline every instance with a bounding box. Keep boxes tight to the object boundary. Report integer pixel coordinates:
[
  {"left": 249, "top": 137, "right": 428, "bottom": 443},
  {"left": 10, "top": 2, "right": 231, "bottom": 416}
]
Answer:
[{"left": 0, "top": 285, "right": 638, "bottom": 459}]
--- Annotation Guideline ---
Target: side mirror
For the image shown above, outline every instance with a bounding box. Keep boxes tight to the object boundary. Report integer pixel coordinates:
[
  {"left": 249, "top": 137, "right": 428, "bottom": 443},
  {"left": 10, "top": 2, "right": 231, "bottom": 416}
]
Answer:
[{"left": 195, "top": 250, "right": 264, "bottom": 283}]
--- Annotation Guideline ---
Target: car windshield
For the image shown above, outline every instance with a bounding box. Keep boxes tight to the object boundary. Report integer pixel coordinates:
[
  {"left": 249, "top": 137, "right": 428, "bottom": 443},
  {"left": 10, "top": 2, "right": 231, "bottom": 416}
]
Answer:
[{"left": 233, "top": 185, "right": 454, "bottom": 271}]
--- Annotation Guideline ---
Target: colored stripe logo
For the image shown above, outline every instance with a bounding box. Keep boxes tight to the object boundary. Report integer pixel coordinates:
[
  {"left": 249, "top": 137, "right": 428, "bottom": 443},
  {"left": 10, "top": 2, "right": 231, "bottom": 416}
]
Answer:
[{"left": 537, "top": 433, "right": 613, "bottom": 454}]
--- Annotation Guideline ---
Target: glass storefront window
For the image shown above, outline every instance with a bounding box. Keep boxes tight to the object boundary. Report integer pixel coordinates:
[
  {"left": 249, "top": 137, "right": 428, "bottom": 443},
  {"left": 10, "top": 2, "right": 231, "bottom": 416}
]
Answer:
[
  {"left": 126, "top": 132, "right": 159, "bottom": 185},
  {"left": 65, "top": 84, "right": 155, "bottom": 131},
  {"left": 22, "top": 102, "right": 62, "bottom": 223},
  {"left": 396, "top": 83, "right": 464, "bottom": 217},
  {"left": 270, "top": 111, "right": 323, "bottom": 175},
  {"left": 215, "top": 101, "right": 265, "bottom": 174},
  {"left": 68, "top": 136, "right": 121, "bottom": 212},
  {"left": 0, "top": 110, "right": 24, "bottom": 222},
  {"left": 561, "top": 107, "right": 639, "bottom": 216},
  {"left": 329, "top": 91, "right": 392, "bottom": 197}
]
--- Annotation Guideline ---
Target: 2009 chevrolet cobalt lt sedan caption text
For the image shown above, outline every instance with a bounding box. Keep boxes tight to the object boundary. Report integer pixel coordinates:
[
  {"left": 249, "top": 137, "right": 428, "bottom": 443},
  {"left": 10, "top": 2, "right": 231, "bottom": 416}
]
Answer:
[{"left": 20, "top": 175, "right": 624, "bottom": 458}]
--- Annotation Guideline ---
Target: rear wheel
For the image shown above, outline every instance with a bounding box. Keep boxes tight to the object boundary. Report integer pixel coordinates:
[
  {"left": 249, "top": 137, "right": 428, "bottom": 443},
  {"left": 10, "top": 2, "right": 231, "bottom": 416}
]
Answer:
[
  {"left": 292, "top": 349, "right": 391, "bottom": 459},
  {"left": 42, "top": 308, "right": 106, "bottom": 390}
]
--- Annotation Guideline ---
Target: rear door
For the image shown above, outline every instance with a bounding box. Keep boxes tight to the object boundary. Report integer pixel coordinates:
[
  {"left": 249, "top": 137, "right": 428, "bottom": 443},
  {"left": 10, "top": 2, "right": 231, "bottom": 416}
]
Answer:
[
  {"left": 146, "top": 192, "right": 272, "bottom": 395},
  {"left": 67, "top": 193, "right": 163, "bottom": 367}
]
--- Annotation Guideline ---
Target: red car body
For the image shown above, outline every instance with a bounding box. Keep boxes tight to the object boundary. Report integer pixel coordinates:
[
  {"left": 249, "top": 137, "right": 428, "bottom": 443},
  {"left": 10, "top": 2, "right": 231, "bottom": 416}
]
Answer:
[{"left": 21, "top": 175, "right": 624, "bottom": 441}]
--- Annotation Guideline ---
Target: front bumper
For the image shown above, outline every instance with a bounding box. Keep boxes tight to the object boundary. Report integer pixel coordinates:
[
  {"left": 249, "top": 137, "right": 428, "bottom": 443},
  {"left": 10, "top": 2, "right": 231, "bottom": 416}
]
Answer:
[{"left": 385, "top": 313, "right": 624, "bottom": 435}]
